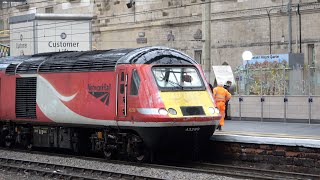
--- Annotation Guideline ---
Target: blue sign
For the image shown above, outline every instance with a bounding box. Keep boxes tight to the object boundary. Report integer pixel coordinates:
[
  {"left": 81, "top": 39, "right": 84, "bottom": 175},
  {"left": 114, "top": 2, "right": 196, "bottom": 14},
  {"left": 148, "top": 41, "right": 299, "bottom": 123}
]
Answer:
[{"left": 243, "top": 54, "right": 288, "bottom": 67}]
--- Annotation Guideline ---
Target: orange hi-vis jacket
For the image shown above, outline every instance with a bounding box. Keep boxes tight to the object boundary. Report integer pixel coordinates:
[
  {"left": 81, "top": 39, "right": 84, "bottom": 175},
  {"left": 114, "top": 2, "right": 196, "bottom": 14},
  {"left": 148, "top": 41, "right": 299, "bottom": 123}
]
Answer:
[
  {"left": 213, "top": 86, "right": 231, "bottom": 103},
  {"left": 213, "top": 85, "right": 231, "bottom": 126}
]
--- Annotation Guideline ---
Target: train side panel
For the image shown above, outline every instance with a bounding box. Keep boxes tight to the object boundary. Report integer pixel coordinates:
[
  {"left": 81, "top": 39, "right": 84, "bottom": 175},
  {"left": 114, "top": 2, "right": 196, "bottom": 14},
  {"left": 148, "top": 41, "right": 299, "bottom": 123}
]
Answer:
[
  {"left": 0, "top": 75, "right": 16, "bottom": 120},
  {"left": 0, "top": 72, "right": 117, "bottom": 126},
  {"left": 36, "top": 72, "right": 117, "bottom": 126}
]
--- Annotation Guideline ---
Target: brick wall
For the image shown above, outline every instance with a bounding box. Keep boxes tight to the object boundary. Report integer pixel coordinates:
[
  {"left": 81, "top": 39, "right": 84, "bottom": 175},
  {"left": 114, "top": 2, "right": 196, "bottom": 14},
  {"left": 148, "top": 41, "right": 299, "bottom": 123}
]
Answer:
[{"left": 208, "top": 141, "right": 320, "bottom": 174}]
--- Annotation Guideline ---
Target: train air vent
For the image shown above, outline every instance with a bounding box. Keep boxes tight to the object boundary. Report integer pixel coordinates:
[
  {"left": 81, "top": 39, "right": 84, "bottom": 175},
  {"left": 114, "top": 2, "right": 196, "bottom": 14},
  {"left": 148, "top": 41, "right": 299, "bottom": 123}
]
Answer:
[
  {"left": 16, "top": 77, "right": 37, "bottom": 119},
  {"left": 180, "top": 106, "right": 205, "bottom": 116},
  {"left": 5, "top": 64, "right": 18, "bottom": 75}
]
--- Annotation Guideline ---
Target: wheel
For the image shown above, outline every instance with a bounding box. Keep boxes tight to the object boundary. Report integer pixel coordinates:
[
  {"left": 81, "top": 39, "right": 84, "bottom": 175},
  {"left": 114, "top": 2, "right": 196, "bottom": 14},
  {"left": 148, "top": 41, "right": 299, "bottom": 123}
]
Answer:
[
  {"left": 134, "top": 150, "right": 149, "bottom": 162},
  {"left": 26, "top": 143, "right": 33, "bottom": 150},
  {"left": 103, "top": 149, "right": 116, "bottom": 160},
  {"left": 5, "top": 141, "right": 12, "bottom": 148},
  {"left": 128, "top": 135, "right": 149, "bottom": 162},
  {"left": 103, "top": 145, "right": 116, "bottom": 160}
]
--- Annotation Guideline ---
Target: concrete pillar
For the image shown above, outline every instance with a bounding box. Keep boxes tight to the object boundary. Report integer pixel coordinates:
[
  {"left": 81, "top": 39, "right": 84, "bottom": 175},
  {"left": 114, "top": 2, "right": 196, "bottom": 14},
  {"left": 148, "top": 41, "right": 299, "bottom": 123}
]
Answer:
[{"left": 202, "top": 0, "right": 211, "bottom": 82}]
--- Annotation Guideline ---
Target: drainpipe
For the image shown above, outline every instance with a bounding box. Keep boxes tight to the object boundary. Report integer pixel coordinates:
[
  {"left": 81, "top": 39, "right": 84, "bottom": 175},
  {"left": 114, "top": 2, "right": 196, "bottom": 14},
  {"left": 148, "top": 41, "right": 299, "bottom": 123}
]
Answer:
[{"left": 288, "top": 0, "right": 292, "bottom": 53}]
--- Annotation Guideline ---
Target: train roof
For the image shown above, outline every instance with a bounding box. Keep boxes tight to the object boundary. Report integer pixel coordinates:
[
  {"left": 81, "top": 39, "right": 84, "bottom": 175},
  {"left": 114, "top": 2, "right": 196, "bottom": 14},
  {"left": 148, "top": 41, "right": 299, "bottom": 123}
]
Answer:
[{"left": 0, "top": 46, "right": 197, "bottom": 75}]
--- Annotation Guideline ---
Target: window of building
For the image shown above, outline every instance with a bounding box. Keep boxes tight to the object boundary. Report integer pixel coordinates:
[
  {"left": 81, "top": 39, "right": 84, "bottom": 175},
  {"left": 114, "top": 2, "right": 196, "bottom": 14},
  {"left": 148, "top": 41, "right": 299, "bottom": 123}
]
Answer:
[
  {"left": 194, "top": 50, "right": 202, "bottom": 64},
  {"left": 130, "top": 69, "right": 140, "bottom": 95},
  {"left": 45, "top": 7, "right": 54, "bottom": 13}
]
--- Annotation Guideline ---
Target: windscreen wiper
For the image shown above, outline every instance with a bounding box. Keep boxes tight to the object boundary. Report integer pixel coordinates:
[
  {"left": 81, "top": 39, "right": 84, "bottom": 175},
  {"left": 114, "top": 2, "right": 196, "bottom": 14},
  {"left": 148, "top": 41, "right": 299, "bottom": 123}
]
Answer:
[{"left": 166, "top": 79, "right": 183, "bottom": 89}]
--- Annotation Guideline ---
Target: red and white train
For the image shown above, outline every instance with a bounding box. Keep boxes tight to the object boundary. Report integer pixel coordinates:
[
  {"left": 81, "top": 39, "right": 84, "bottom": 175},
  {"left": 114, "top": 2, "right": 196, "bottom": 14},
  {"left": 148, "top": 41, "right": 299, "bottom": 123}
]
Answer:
[{"left": 0, "top": 46, "right": 220, "bottom": 161}]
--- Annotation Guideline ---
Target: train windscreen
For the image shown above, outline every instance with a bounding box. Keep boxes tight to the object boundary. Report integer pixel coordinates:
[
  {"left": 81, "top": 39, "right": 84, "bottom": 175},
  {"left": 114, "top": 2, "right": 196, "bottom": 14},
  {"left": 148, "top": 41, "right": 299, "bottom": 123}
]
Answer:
[{"left": 152, "top": 66, "right": 205, "bottom": 91}]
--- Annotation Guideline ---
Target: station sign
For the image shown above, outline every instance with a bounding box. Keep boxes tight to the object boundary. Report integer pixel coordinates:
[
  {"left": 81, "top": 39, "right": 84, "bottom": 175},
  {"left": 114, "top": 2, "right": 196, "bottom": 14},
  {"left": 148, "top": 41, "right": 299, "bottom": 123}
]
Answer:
[{"left": 9, "top": 13, "right": 92, "bottom": 56}]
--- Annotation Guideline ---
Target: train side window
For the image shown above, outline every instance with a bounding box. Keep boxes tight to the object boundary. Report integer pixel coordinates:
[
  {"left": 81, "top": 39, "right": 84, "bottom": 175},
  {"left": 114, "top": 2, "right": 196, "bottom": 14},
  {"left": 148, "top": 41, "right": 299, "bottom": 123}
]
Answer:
[
  {"left": 121, "top": 72, "right": 125, "bottom": 81},
  {"left": 120, "top": 84, "right": 125, "bottom": 94},
  {"left": 130, "top": 69, "right": 140, "bottom": 95}
]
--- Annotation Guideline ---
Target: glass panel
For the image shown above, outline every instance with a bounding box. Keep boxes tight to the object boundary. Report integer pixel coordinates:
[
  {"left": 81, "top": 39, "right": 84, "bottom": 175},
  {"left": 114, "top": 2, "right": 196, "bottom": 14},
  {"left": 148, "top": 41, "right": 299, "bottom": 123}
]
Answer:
[
  {"left": 130, "top": 69, "right": 140, "bottom": 95},
  {"left": 121, "top": 72, "right": 124, "bottom": 81},
  {"left": 308, "top": 65, "right": 320, "bottom": 96},
  {"left": 235, "top": 62, "right": 289, "bottom": 95},
  {"left": 152, "top": 66, "right": 205, "bottom": 90},
  {"left": 120, "top": 84, "right": 124, "bottom": 94}
]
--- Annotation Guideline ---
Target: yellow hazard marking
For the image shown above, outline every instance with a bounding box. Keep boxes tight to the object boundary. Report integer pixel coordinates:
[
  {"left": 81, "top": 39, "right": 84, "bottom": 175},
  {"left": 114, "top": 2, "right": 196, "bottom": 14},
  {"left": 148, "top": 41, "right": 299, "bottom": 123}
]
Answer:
[{"left": 159, "top": 90, "right": 218, "bottom": 118}]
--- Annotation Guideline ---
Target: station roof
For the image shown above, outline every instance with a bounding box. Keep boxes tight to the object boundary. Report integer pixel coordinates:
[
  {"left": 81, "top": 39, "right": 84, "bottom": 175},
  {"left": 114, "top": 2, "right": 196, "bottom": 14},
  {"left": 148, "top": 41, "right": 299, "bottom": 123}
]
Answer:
[{"left": 0, "top": 46, "right": 196, "bottom": 75}]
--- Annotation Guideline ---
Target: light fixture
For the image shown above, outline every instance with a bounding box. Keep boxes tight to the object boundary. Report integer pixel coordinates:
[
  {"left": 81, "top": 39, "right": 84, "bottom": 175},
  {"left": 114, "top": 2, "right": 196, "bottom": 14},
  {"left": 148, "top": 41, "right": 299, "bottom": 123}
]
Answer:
[
  {"left": 242, "top": 51, "right": 253, "bottom": 61},
  {"left": 281, "top": 35, "right": 285, "bottom": 43},
  {"left": 126, "top": 0, "right": 135, "bottom": 8}
]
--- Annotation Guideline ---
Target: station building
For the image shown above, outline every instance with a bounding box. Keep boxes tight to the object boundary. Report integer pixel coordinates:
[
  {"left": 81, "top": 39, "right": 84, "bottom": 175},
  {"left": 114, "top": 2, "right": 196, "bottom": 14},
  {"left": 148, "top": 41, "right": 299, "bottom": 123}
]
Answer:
[{"left": 0, "top": 0, "right": 320, "bottom": 122}]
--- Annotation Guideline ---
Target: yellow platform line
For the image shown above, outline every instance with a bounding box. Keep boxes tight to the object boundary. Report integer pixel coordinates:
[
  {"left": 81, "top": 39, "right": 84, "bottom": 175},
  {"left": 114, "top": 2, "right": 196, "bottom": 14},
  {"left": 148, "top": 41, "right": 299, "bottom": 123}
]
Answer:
[{"left": 215, "top": 130, "right": 320, "bottom": 140}]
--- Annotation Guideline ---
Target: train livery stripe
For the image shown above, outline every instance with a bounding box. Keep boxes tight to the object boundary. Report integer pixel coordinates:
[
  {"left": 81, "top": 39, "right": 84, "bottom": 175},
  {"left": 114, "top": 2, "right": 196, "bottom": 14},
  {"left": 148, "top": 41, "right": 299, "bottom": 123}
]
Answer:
[
  {"left": 36, "top": 75, "right": 118, "bottom": 126},
  {"left": 117, "top": 120, "right": 218, "bottom": 127},
  {"left": 137, "top": 108, "right": 159, "bottom": 115},
  {"left": 38, "top": 76, "right": 78, "bottom": 101}
]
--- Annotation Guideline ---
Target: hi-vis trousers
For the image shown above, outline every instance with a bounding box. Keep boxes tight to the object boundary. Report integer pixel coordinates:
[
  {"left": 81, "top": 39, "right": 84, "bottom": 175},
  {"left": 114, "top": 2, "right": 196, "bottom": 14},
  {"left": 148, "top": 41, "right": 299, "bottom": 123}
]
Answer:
[{"left": 216, "top": 101, "right": 226, "bottom": 126}]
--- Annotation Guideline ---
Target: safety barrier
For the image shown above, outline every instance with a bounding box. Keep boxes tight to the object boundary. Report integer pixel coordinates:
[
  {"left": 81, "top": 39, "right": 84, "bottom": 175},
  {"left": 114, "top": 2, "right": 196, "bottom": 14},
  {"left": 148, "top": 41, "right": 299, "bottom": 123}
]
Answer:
[
  {"left": 229, "top": 95, "right": 320, "bottom": 124},
  {"left": 228, "top": 64, "right": 320, "bottom": 124}
]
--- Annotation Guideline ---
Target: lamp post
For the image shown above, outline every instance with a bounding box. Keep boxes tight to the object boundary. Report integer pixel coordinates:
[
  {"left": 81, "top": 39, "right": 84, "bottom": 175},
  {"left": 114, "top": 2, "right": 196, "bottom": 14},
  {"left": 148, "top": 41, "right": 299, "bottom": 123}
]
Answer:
[
  {"left": 240, "top": 50, "right": 253, "bottom": 120},
  {"left": 266, "top": 8, "right": 272, "bottom": 55},
  {"left": 265, "top": 8, "right": 280, "bottom": 55}
]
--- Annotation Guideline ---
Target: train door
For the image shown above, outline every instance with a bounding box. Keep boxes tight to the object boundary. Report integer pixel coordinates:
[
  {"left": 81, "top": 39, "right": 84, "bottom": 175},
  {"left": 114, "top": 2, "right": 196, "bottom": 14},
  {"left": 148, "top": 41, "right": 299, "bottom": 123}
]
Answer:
[{"left": 117, "top": 69, "right": 128, "bottom": 117}]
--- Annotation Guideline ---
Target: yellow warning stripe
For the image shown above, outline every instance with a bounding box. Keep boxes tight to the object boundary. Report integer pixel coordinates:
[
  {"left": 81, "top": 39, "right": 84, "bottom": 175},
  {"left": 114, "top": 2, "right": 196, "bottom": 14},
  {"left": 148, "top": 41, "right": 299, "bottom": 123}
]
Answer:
[{"left": 160, "top": 90, "right": 217, "bottom": 118}]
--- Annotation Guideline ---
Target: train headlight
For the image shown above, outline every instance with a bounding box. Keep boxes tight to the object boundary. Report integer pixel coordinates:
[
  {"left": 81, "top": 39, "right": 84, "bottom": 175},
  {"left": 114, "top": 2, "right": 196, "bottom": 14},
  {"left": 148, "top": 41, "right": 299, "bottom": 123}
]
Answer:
[
  {"left": 208, "top": 107, "right": 215, "bottom": 114},
  {"left": 215, "top": 107, "right": 220, "bottom": 114},
  {"left": 168, "top": 108, "right": 177, "bottom": 115},
  {"left": 158, "top": 108, "right": 168, "bottom": 115}
]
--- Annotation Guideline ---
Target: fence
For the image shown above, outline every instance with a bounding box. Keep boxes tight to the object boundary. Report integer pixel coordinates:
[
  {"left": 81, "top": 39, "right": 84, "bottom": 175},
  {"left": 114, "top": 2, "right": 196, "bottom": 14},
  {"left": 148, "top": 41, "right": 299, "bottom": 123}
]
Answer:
[{"left": 230, "top": 64, "right": 320, "bottom": 124}]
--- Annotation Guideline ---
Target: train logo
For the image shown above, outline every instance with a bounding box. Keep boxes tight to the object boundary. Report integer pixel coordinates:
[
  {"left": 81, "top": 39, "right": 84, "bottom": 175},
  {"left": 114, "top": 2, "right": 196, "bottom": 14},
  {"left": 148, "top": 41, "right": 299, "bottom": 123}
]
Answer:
[{"left": 88, "top": 84, "right": 111, "bottom": 105}]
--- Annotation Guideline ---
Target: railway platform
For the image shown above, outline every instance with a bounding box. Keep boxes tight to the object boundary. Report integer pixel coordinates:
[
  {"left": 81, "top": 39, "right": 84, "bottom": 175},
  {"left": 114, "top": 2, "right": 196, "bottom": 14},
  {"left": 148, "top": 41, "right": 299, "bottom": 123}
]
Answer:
[
  {"left": 211, "top": 120, "right": 320, "bottom": 148},
  {"left": 208, "top": 120, "right": 320, "bottom": 174}
]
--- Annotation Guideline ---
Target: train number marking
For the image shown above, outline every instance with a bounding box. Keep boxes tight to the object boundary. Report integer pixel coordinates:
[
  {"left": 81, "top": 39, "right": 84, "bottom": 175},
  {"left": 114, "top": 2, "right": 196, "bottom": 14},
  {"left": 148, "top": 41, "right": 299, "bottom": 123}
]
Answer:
[{"left": 185, "top": 127, "right": 200, "bottom": 132}]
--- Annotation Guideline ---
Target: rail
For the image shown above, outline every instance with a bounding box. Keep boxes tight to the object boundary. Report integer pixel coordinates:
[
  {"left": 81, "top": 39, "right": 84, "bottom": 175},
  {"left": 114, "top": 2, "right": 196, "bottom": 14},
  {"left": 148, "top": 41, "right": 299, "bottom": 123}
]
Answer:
[
  {"left": 0, "top": 157, "right": 163, "bottom": 180},
  {"left": 152, "top": 161, "right": 320, "bottom": 180}
]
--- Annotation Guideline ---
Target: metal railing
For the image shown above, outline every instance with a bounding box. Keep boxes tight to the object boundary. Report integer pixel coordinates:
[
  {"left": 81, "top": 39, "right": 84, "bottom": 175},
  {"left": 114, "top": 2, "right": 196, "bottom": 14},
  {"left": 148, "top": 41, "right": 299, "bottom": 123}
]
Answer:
[{"left": 230, "top": 65, "right": 320, "bottom": 124}]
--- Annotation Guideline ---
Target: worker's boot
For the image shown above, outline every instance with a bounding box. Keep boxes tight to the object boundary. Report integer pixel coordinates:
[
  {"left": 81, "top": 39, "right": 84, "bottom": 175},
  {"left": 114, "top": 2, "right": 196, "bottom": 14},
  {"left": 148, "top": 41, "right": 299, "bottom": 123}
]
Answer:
[{"left": 217, "top": 125, "right": 222, "bottom": 131}]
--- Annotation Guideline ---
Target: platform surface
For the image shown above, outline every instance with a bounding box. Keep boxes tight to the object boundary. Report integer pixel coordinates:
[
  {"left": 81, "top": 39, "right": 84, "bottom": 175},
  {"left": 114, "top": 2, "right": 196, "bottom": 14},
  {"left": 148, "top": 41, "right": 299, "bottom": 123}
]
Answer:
[{"left": 210, "top": 120, "right": 320, "bottom": 148}]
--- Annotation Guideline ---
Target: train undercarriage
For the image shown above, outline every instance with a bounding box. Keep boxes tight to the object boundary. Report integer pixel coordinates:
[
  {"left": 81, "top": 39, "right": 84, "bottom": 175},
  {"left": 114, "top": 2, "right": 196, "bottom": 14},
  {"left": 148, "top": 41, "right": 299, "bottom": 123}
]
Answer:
[{"left": 0, "top": 121, "right": 149, "bottom": 162}]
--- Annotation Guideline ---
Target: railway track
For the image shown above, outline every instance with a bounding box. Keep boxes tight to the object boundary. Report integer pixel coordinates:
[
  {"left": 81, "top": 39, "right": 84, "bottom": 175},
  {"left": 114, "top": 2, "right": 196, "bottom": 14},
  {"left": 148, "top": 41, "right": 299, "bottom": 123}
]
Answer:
[
  {"left": 0, "top": 157, "right": 163, "bottom": 180},
  {"left": 151, "top": 161, "right": 320, "bottom": 180},
  {"left": 0, "top": 148, "right": 319, "bottom": 180}
]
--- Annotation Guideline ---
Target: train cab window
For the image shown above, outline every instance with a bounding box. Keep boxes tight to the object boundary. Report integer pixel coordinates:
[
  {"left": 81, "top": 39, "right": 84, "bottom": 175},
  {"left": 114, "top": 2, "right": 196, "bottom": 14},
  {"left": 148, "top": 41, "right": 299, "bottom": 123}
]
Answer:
[
  {"left": 121, "top": 72, "right": 125, "bottom": 81},
  {"left": 130, "top": 69, "right": 140, "bottom": 95},
  {"left": 152, "top": 66, "right": 205, "bottom": 91},
  {"left": 120, "top": 84, "right": 125, "bottom": 94}
]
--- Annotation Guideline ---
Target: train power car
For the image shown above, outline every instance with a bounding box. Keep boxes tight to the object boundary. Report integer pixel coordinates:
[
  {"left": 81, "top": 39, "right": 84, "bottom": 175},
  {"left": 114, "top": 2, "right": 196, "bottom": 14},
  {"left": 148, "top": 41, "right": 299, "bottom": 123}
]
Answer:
[{"left": 0, "top": 46, "right": 220, "bottom": 161}]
